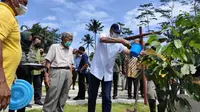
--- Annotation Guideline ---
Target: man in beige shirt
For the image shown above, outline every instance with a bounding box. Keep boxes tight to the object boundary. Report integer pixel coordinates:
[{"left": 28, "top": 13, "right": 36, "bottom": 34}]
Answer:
[{"left": 43, "top": 32, "right": 74, "bottom": 112}]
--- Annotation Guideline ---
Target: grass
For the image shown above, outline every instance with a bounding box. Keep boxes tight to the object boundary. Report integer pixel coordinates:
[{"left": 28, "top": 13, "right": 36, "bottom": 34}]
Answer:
[{"left": 27, "top": 103, "right": 149, "bottom": 112}]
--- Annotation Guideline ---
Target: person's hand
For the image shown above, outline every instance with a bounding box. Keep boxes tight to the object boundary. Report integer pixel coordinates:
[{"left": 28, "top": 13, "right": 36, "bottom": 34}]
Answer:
[
  {"left": 44, "top": 72, "right": 50, "bottom": 88},
  {"left": 0, "top": 77, "right": 11, "bottom": 111},
  {"left": 140, "top": 50, "right": 147, "bottom": 56},
  {"left": 121, "top": 39, "right": 131, "bottom": 48}
]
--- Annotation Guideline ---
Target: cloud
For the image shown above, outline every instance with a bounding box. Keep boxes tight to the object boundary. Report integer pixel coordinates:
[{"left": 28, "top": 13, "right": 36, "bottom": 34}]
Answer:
[
  {"left": 41, "top": 22, "right": 60, "bottom": 28},
  {"left": 73, "top": 31, "right": 77, "bottom": 37},
  {"left": 76, "top": 10, "right": 109, "bottom": 20},
  {"left": 50, "top": 8, "right": 65, "bottom": 12},
  {"left": 123, "top": 2, "right": 193, "bottom": 33},
  {"left": 44, "top": 16, "right": 57, "bottom": 21},
  {"left": 52, "top": 0, "right": 65, "bottom": 4}
]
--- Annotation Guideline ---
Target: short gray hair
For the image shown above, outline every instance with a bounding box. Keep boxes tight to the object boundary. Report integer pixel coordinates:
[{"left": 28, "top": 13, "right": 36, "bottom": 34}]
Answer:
[{"left": 61, "top": 32, "right": 73, "bottom": 40}]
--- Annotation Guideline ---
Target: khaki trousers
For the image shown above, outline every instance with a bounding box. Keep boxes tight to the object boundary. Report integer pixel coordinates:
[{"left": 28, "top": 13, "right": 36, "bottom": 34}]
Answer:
[{"left": 43, "top": 69, "right": 70, "bottom": 112}]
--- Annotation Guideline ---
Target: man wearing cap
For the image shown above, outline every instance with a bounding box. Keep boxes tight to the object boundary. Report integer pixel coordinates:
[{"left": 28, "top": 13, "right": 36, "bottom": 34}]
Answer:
[
  {"left": 0, "top": 0, "right": 28, "bottom": 111},
  {"left": 43, "top": 32, "right": 74, "bottom": 112},
  {"left": 88, "top": 23, "right": 134, "bottom": 112}
]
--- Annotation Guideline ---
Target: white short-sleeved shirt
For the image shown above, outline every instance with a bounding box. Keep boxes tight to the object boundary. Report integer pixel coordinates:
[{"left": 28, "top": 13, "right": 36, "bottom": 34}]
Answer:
[
  {"left": 45, "top": 44, "right": 74, "bottom": 67},
  {"left": 90, "top": 36, "right": 127, "bottom": 81}
]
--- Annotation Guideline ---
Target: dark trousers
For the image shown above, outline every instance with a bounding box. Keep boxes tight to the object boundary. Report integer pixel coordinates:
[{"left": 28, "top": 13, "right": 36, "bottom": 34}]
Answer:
[
  {"left": 127, "top": 77, "right": 137, "bottom": 98},
  {"left": 72, "top": 71, "right": 78, "bottom": 88},
  {"left": 113, "top": 73, "right": 119, "bottom": 97},
  {"left": 9, "top": 65, "right": 33, "bottom": 112},
  {"left": 140, "top": 79, "right": 144, "bottom": 97},
  {"left": 88, "top": 73, "right": 112, "bottom": 112},
  {"left": 148, "top": 99, "right": 156, "bottom": 112},
  {"left": 33, "top": 75, "right": 42, "bottom": 102},
  {"left": 77, "top": 72, "right": 87, "bottom": 98}
]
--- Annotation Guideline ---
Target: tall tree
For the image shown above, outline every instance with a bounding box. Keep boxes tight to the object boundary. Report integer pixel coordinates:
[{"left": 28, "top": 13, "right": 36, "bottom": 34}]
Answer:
[
  {"left": 86, "top": 19, "right": 104, "bottom": 49},
  {"left": 20, "top": 23, "right": 61, "bottom": 52},
  {"left": 135, "top": 3, "right": 157, "bottom": 32},
  {"left": 160, "top": 0, "right": 200, "bottom": 17},
  {"left": 80, "top": 34, "right": 94, "bottom": 55}
]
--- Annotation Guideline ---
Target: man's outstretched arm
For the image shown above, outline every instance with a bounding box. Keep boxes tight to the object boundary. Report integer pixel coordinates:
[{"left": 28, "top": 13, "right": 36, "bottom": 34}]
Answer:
[{"left": 100, "top": 37, "right": 131, "bottom": 48}]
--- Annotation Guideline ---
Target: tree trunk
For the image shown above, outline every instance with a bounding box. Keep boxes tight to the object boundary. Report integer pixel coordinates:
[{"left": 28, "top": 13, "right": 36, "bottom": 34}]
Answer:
[
  {"left": 194, "top": 0, "right": 197, "bottom": 17},
  {"left": 88, "top": 46, "right": 89, "bottom": 56},
  {"left": 95, "top": 33, "right": 96, "bottom": 49}
]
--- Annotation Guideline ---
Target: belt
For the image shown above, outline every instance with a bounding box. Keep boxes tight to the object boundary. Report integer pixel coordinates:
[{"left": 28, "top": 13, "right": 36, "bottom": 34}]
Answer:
[{"left": 51, "top": 66, "right": 70, "bottom": 70}]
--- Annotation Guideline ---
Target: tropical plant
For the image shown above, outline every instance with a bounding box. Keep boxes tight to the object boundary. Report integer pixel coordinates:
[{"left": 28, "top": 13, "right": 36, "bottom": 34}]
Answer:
[
  {"left": 20, "top": 23, "right": 61, "bottom": 52},
  {"left": 135, "top": 3, "right": 157, "bottom": 32},
  {"left": 86, "top": 19, "right": 104, "bottom": 48},
  {"left": 140, "top": 12, "right": 200, "bottom": 112},
  {"left": 80, "top": 34, "right": 94, "bottom": 55}
]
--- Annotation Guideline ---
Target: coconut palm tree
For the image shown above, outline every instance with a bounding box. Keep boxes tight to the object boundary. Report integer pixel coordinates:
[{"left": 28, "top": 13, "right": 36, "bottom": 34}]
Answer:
[
  {"left": 86, "top": 19, "right": 104, "bottom": 49},
  {"left": 80, "top": 34, "right": 94, "bottom": 55}
]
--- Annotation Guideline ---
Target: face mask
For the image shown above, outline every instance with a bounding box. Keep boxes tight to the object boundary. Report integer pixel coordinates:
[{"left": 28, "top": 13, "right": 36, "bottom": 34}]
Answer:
[
  {"left": 15, "top": 4, "right": 27, "bottom": 15},
  {"left": 111, "top": 32, "right": 120, "bottom": 38},
  {"left": 64, "top": 41, "right": 71, "bottom": 47}
]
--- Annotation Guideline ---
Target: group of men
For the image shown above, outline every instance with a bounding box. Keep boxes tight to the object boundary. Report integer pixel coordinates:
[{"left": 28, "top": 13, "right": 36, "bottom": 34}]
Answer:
[{"left": 0, "top": 0, "right": 147, "bottom": 112}]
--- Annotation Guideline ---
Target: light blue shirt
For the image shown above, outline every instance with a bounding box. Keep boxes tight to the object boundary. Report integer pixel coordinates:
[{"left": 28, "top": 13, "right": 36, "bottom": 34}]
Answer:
[{"left": 74, "top": 56, "right": 81, "bottom": 70}]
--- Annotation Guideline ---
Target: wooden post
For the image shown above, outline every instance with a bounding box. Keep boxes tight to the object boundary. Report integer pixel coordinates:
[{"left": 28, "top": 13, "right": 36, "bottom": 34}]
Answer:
[{"left": 139, "top": 27, "right": 148, "bottom": 105}]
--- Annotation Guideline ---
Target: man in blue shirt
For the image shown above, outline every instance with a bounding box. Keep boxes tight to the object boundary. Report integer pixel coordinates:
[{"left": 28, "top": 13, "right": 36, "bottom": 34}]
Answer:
[
  {"left": 73, "top": 46, "right": 89, "bottom": 100},
  {"left": 72, "top": 49, "right": 81, "bottom": 90}
]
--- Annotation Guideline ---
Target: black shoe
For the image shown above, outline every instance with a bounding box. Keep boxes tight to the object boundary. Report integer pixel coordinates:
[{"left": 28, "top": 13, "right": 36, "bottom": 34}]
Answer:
[
  {"left": 72, "top": 88, "right": 75, "bottom": 90},
  {"left": 68, "top": 96, "right": 71, "bottom": 99},
  {"left": 113, "top": 96, "right": 118, "bottom": 99},
  {"left": 35, "top": 101, "right": 43, "bottom": 105},
  {"left": 26, "top": 104, "right": 32, "bottom": 108},
  {"left": 73, "top": 96, "right": 85, "bottom": 100}
]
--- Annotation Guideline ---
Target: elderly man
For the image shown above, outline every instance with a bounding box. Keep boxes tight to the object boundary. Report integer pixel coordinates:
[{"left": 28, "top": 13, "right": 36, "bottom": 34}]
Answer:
[
  {"left": 0, "top": 0, "right": 28, "bottom": 111},
  {"left": 43, "top": 32, "right": 74, "bottom": 112},
  {"left": 88, "top": 23, "right": 136, "bottom": 112}
]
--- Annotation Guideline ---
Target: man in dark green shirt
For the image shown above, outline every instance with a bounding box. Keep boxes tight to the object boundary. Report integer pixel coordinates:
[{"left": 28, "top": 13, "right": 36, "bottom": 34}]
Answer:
[{"left": 113, "top": 54, "right": 122, "bottom": 99}]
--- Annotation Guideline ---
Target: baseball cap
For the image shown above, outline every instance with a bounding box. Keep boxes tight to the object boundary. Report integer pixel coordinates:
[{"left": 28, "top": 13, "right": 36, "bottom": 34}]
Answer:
[{"left": 110, "top": 23, "right": 121, "bottom": 34}]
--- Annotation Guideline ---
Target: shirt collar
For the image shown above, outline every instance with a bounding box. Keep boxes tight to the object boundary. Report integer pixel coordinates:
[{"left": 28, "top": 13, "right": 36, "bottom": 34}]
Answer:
[
  {"left": 60, "top": 43, "right": 69, "bottom": 50},
  {"left": 0, "top": 2, "right": 15, "bottom": 16}
]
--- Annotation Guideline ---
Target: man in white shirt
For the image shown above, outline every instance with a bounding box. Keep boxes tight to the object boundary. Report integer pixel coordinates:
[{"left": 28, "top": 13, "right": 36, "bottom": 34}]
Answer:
[{"left": 88, "top": 23, "right": 133, "bottom": 112}]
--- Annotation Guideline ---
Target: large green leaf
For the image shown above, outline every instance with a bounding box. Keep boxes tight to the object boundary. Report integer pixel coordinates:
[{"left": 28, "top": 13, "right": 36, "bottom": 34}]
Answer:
[
  {"left": 181, "top": 64, "right": 190, "bottom": 75},
  {"left": 151, "top": 41, "right": 161, "bottom": 46},
  {"left": 174, "top": 40, "right": 182, "bottom": 49},
  {"left": 156, "top": 45, "right": 162, "bottom": 54},
  {"left": 147, "top": 35, "right": 158, "bottom": 44},
  {"left": 172, "top": 27, "right": 180, "bottom": 37},
  {"left": 183, "top": 28, "right": 195, "bottom": 34},
  {"left": 189, "top": 64, "right": 196, "bottom": 74}
]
